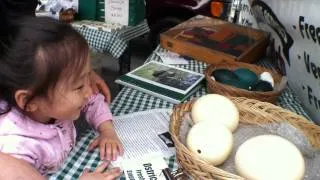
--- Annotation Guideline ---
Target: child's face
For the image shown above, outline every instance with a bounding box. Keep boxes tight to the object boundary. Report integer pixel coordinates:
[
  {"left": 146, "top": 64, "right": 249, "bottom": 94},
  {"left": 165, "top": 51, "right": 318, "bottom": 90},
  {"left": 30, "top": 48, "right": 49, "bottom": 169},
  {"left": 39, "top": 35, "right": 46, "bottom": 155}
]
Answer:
[{"left": 32, "top": 62, "right": 93, "bottom": 122}]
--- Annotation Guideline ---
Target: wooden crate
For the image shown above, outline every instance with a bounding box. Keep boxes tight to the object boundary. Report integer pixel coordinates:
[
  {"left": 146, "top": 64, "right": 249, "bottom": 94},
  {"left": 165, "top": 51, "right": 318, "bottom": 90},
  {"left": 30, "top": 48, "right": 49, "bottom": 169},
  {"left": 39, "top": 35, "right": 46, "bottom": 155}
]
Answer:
[{"left": 160, "top": 15, "right": 270, "bottom": 64}]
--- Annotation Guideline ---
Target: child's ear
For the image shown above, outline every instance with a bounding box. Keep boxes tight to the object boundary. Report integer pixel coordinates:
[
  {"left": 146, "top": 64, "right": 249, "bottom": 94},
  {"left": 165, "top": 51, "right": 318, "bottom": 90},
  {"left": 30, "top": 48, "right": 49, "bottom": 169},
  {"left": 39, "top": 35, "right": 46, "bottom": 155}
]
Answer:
[{"left": 14, "top": 90, "right": 37, "bottom": 112}]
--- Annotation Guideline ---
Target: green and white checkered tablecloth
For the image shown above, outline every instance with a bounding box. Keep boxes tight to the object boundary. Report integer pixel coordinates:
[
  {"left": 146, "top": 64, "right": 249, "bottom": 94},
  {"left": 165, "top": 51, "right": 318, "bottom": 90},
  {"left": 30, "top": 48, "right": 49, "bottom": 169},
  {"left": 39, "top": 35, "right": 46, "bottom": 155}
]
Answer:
[
  {"left": 118, "top": 20, "right": 150, "bottom": 42},
  {"left": 73, "top": 20, "right": 150, "bottom": 59},
  {"left": 48, "top": 47, "right": 311, "bottom": 179},
  {"left": 111, "top": 47, "right": 311, "bottom": 119}
]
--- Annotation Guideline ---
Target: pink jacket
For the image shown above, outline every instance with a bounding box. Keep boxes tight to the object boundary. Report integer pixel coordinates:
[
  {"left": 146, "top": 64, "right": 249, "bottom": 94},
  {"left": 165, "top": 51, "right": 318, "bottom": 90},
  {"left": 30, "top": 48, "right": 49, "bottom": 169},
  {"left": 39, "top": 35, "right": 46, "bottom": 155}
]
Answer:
[{"left": 0, "top": 93, "right": 112, "bottom": 175}]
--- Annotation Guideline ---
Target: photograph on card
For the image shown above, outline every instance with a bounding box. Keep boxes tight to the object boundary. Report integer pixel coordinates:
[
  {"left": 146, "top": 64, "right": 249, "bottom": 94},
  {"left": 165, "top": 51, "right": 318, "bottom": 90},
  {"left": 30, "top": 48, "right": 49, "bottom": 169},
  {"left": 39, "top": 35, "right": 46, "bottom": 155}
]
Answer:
[{"left": 128, "top": 62, "right": 203, "bottom": 94}]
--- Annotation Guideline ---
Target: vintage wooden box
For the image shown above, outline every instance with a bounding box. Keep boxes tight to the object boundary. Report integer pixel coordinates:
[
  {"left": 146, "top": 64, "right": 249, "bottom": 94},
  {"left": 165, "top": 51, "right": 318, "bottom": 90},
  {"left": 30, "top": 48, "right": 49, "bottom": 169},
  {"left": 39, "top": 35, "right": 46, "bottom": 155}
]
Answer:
[{"left": 160, "top": 15, "right": 270, "bottom": 64}]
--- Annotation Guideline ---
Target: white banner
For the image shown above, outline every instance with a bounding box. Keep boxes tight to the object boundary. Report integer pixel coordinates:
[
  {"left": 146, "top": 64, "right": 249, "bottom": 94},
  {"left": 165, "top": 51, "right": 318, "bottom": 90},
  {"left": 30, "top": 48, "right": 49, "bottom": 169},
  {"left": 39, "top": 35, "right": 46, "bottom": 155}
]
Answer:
[{"left": 237, "top": 0, "right": 320, "bottom": 124}]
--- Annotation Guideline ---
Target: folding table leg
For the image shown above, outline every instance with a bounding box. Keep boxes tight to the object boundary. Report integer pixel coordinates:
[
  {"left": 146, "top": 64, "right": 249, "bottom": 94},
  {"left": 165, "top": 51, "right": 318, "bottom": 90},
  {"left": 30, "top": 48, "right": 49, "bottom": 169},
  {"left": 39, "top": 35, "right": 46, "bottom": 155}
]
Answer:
[{"left": 118, "top": 41, "right": 132, "bottom": 75}]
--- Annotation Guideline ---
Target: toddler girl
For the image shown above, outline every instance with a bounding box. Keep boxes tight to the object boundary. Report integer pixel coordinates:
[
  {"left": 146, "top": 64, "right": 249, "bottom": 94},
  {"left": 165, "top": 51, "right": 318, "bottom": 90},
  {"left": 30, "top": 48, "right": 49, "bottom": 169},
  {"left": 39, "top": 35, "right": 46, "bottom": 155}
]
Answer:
[{"left": 0, "top": 16, "right": 123, "bottom": 179}]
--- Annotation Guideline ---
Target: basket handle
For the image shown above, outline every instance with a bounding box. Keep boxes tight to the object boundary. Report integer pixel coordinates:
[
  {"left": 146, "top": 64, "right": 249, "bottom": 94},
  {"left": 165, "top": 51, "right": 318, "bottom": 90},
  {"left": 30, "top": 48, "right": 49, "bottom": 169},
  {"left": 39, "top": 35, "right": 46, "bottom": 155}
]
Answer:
[
  {"left": 218, "top": 59, "right": 256, "bottom": 68},
  {"left": 210, "top": 59, "right": 237, "bottom": 66}
]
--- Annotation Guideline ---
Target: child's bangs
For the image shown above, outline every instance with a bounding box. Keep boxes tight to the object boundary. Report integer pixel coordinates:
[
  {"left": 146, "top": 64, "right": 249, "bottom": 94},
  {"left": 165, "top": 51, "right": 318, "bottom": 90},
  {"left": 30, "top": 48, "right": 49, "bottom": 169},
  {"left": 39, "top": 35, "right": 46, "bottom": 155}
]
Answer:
[
  {"left": 35, "top": 31, "right": 89, "bottom": 90},
  {"left": 59, "top": 34, "right": 90, "bottom": 82}
]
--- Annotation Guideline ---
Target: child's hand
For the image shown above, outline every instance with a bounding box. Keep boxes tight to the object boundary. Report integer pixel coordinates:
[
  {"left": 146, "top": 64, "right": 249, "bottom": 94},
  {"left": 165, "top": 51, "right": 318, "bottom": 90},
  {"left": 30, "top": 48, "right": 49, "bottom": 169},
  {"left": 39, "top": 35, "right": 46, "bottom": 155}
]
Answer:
[
  {"left": 88, "top": 130, "right": 124, "bottom": 161},
  {"left": 79, "top": 162, "right": 122, "bottom": 180}
]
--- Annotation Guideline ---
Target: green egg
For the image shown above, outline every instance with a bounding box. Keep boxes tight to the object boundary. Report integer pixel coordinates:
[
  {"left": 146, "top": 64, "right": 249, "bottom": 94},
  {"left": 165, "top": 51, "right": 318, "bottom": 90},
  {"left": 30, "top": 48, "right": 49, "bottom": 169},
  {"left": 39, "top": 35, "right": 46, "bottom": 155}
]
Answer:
[
  {"left": 252, "top": 80, "right": 273, "bottom": 92},
  {"left": 234, "top": 68, "right": 258, "bottom": 87},
  {"left": 221, "top": 79, "right": 250, "bottom": 90},
  {"left": 212, "top": 69, "right": 239, "bottom": 83}
]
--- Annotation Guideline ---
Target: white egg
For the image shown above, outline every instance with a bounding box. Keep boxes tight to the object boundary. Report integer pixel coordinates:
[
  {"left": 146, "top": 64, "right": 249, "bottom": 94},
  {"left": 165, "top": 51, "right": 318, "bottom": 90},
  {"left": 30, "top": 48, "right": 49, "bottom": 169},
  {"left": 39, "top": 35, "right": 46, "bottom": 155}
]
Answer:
[
  {"left": 186, "top": 121, "right": 233, "bottom": 165},
  {"left": 260, "top": 72, "right": 274, "bottom": 87},
  {"left": 191, "top": 94, "right": 239, "bottom": 132},
  {"left": 235, "top": 135, "right": 305, "bottom": 180}
]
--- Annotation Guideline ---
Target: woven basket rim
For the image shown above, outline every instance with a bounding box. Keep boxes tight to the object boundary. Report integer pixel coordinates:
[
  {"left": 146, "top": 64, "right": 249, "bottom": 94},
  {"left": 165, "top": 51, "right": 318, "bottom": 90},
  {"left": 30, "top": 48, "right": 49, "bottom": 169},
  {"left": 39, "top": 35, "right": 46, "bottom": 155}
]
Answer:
[
  {"left": 205, "top": 63, "right": 286, "bottom": 93},
  {"left": 207, "top": 71, "right": 286, "bottom": 95},
  {"left": 204, "top": 61, "right": 287, "bottom": 104},
  {"left": 169, "top": 97, "right": 320, "bottom": 179}
]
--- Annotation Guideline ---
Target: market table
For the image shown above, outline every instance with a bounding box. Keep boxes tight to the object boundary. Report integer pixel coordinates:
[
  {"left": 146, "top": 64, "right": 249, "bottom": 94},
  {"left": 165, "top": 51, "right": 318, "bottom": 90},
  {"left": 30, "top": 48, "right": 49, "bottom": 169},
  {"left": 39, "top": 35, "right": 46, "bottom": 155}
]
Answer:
[
  {"left": 72, "top": 20, "right": 150, "bottom": 74},
  {"left": 48, "top": 46, "right": 312, "bottom": 180}
]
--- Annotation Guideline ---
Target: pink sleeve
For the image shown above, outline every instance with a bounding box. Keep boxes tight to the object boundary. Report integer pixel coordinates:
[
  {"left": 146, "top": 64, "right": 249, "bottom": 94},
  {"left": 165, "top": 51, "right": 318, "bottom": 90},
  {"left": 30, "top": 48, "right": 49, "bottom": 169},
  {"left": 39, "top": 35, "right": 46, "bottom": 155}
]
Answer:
[
  {"left": 82, "top": 93, "right": 113, "bottom": 130},
  {"left": 0, "top": 137, "right": 38, "bottom": 169}
]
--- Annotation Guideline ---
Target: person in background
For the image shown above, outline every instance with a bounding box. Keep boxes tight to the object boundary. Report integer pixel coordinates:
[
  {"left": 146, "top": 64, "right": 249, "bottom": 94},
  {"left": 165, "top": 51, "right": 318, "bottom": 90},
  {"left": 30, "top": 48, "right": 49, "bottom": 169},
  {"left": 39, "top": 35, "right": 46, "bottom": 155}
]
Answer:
[
  {"left": 0, "top": 0, "right": 113, "bottom": 103},
  {"left": 0, "top": 0, "right": 38, "bottom": 19},
  {"left": 0, "top": 16, "right": 123, "bottom": 179}
]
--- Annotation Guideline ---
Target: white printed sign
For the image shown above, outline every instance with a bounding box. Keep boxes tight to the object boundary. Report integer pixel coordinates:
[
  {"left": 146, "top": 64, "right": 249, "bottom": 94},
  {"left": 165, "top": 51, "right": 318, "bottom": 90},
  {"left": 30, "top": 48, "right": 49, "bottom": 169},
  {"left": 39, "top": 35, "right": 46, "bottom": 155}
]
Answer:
[
  {"left": 105, "top": 0, "right": 129, "bottom": 25},
  {"left": 238, "top": 0, "right": 320, "bottom": 124},
  {"left": 73, "top": 0, "right": 78, "bottom": 12}
]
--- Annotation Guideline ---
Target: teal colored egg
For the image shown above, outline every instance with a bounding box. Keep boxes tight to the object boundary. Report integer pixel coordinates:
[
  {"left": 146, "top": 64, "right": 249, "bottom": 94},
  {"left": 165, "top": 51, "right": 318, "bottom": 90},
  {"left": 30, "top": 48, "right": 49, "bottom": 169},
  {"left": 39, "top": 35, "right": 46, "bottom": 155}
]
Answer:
[
  {"left": 212, "top": 69, "right": 239, "bottom": 83},
  {"left": 252, "top": 80, "right": 273, "bottom": 92},
  {"left": 234, "top": 68, "right": 258, "bottom": 87},
  {"left": 222, "top": 79, "right": 250, "bottom": 90}
]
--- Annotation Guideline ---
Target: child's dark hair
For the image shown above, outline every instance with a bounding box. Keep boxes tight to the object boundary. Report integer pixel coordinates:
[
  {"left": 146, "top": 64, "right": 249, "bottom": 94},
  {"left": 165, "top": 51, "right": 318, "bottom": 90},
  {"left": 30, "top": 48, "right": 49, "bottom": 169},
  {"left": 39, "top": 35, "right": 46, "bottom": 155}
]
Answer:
[{"left": 0, "top": 16, "right": 89, "bottom": 114}]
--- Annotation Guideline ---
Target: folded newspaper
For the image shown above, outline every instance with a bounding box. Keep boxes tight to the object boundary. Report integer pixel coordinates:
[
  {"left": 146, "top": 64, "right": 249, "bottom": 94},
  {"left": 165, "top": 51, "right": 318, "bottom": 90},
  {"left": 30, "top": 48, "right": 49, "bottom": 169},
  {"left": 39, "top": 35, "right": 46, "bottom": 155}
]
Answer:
[
  {"left": 120, "top": 153, "right": 169, "bottom": 180},
  {"left": 109, "top": 109, "right": 176, "bottom": 179}
]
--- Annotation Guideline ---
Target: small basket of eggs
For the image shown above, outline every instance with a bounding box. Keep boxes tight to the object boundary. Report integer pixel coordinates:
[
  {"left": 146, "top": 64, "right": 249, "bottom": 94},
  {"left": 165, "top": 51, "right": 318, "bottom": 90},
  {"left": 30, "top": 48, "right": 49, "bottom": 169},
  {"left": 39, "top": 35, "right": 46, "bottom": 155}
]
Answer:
[
  {"left": 205, "top": 60, "right": 287, "bottom": 104},
  {"left": 169, "top": 94, "right": 320, "bottom": 180}
]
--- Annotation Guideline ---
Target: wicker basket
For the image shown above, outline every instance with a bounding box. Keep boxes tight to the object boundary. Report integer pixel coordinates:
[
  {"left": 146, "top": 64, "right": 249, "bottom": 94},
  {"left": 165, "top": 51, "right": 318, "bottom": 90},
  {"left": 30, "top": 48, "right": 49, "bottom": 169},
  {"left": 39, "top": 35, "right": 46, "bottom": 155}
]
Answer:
[
  {"left": 205, "top": 60, "right": 286, "bottom": 104},
  {"left": 169, "top": 97, "right": 320, "bottom": 180}
]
